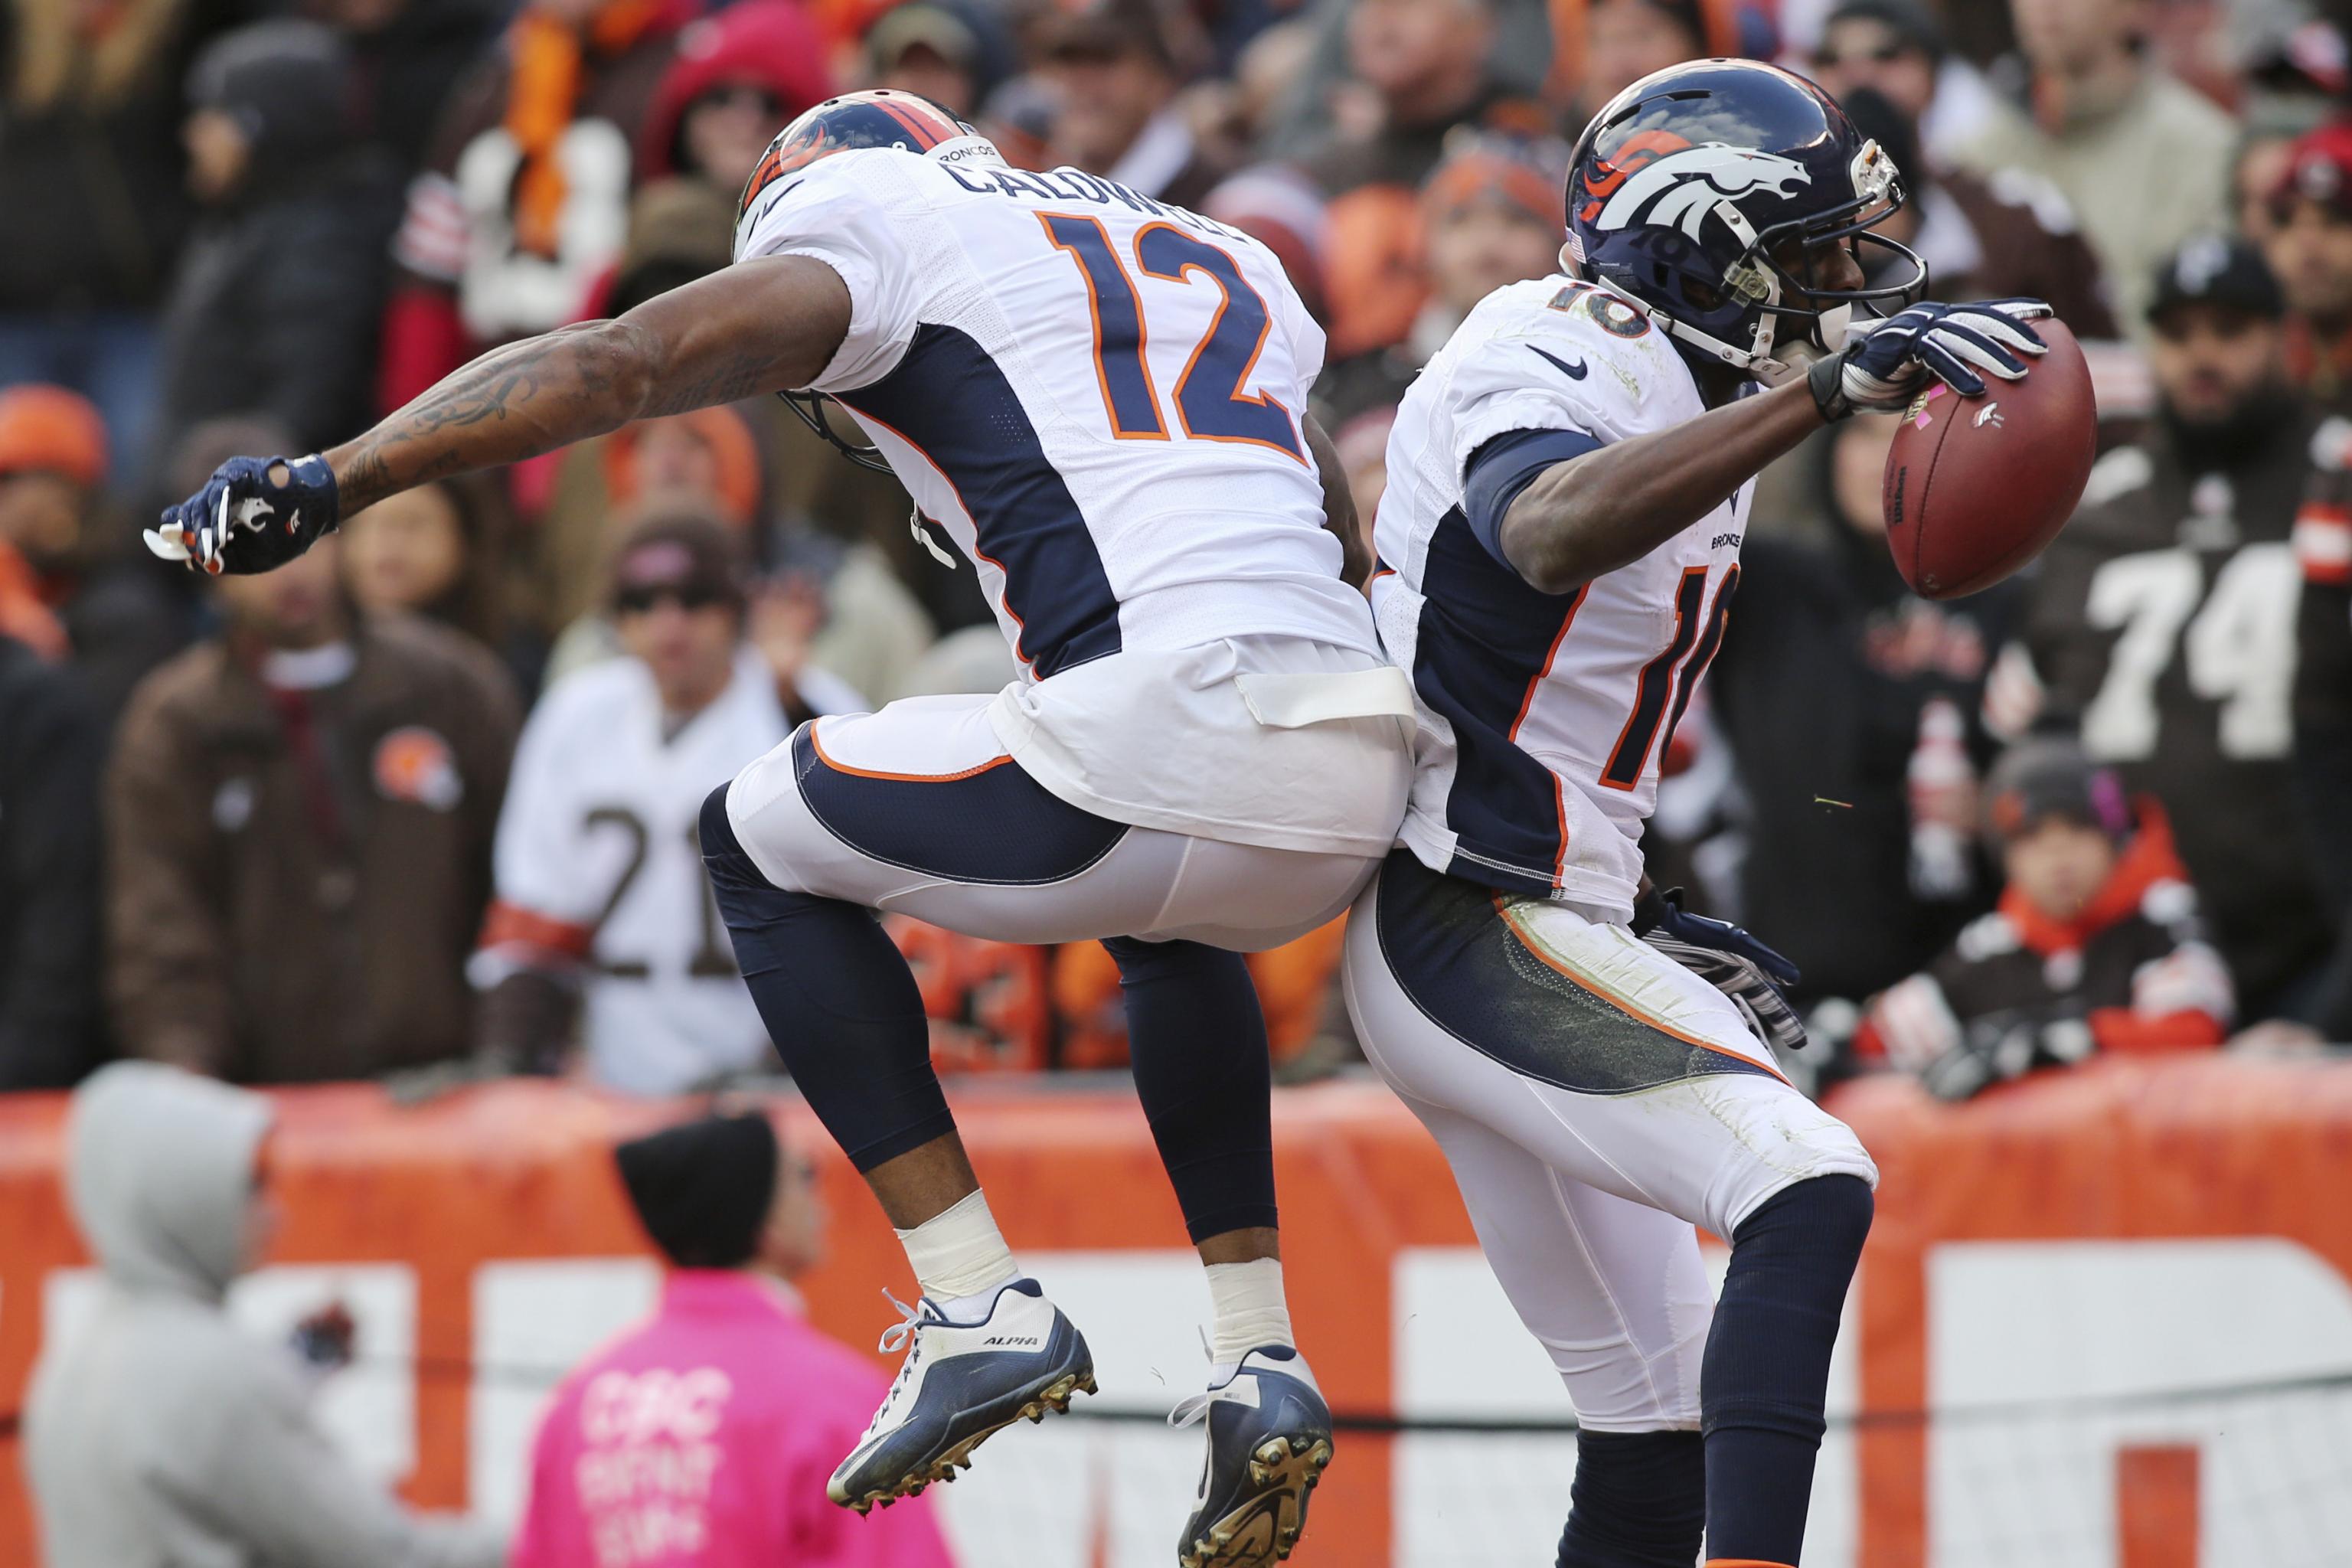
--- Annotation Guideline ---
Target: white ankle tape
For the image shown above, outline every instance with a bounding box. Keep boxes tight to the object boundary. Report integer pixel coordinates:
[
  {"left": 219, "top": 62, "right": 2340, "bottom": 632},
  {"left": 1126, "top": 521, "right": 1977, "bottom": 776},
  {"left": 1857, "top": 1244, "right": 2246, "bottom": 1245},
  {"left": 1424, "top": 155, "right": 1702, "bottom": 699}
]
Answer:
[
  {"left": 1206, "top": 1256, "right": 1294, "bottom": 1366},
  {"left": 897, "top": 1189, "right": 1021, "bottom": 1305}
]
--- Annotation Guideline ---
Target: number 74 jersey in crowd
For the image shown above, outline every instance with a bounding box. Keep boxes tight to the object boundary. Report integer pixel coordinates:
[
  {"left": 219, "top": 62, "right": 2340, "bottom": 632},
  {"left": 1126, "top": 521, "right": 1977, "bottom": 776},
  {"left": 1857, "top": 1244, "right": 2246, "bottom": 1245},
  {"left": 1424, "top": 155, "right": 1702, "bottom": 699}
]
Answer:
[
  {"left": 1372, "top": 275, "right": 1743, "bottom": 920},
  {"left": 733, "top": 146, "right": 1375, "bottom": 684}
]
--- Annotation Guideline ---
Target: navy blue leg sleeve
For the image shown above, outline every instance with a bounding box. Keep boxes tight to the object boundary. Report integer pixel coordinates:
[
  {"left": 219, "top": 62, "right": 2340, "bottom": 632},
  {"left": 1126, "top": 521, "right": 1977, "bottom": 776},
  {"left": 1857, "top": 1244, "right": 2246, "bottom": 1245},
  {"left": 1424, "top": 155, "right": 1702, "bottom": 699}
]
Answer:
[
  {"left": 1700, "top": 1174, "right": 1873, "bottom": 1566},
  {"left": 1102, "top": 936, "right": 1279, "bottom": 1242},
  {"left": 700, "top": 786, "right": 956, "bottom": 1171},
  {"left": 1554, "top": 1429, "right": 1707, "bottom": 1568}
]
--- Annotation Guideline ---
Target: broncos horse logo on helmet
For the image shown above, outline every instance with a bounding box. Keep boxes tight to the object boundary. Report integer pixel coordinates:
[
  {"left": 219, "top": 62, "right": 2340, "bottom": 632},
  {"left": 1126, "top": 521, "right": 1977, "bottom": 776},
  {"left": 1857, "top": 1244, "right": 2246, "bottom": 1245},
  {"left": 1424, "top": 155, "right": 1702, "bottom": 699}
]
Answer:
[
  {"left": 733, "top": 90, "right": 995, "bottom": 262},
  {"left": 1566, "top": 60, "right": 1926, "bottom": 375},
  {"left": 1595, "top": 145, "right": 1812, "bottom": 241}
]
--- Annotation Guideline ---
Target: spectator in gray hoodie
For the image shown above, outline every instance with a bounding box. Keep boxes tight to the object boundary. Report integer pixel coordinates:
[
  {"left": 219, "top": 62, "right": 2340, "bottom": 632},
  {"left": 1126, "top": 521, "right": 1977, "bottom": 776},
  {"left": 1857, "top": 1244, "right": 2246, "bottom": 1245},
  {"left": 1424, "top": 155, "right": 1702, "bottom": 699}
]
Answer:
[{"left": 22, "top": 1060, "right": 506, "bottom": 1568}]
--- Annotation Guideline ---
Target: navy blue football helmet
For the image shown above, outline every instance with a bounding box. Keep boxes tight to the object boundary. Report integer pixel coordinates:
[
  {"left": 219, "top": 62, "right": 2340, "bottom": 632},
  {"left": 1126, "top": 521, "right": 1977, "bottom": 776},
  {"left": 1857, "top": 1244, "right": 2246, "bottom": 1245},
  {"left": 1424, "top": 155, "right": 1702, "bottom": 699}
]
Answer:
[
  {"left": 1566, "top": 60, "right": 1926, "bottom": 374},
  {"left": 734, "top": 90, "right": 991, "bottom": 258},
  {"left": 733, "top": 89, "right": 999, "bottom": 475}
]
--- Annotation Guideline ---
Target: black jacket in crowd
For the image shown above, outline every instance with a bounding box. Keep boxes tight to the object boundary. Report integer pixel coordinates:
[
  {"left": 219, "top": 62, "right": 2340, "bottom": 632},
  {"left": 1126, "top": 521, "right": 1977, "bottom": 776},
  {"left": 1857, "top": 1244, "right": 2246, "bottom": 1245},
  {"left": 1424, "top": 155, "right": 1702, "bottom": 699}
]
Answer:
[
  {"left": 2018, "top": 406, "right": 2336, "bottom": 1016},
  {"left": 1711, "top": 515, "right": 2020, "bottom": 1007},
  {"left": 153, "top": 153, "right": 404, "bottom": 462},
  {"left": 152, "top": 21, "right": 407, "bottom": 466},
  {"left": 0, "top": 636, "right": 107, "bottom": 1089},
  {"left": 2293, "top": 492, "right": 2352, "bottom": 1038}
]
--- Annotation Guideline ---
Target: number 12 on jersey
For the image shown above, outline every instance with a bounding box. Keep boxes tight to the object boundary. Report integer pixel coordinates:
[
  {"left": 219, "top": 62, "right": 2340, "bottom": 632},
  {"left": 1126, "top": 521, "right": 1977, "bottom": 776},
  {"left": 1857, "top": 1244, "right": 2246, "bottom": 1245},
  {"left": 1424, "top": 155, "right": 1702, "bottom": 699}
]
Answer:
[{"left": 1039, "top": 212, "right": 1305, "bottom": 460}]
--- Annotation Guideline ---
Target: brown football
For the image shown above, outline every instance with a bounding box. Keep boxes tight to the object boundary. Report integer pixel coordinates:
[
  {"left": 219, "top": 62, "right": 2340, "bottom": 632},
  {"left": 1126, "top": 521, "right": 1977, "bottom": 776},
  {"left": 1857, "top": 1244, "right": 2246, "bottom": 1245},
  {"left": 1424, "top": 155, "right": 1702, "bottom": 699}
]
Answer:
[{"left": 1880, "top": 317, "right": 2096, "bottom": 600}]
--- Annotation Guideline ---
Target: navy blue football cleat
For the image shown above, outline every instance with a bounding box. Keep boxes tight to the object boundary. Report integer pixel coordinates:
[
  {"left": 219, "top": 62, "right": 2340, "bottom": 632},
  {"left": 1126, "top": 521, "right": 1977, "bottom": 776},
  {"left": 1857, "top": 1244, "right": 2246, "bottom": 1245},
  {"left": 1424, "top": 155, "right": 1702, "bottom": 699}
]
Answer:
[
  {"left": 828, "top": 1278, "right": 1095, "bottom": 1514},
  {"left": 1170, "top": 1345, "right": 1334, "bottom": 1567}
]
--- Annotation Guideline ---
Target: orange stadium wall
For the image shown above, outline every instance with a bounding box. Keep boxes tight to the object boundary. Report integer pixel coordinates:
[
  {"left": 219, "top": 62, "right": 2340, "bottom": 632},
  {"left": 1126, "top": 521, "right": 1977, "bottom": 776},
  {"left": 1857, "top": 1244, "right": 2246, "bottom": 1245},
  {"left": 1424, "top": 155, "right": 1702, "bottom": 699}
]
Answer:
[{"left": 4, "top": 1060, "right": 2352, "bottom": 1567}]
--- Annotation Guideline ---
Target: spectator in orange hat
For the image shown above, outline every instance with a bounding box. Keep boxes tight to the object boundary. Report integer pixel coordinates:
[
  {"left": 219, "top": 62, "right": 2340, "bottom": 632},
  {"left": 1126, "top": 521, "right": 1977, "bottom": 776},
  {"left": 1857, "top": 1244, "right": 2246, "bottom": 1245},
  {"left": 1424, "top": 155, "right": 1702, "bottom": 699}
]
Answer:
[
  {"left": 0, "top": 385, "right": 109, "bottom": 586},
  {"left": 1410, "top": 136, "right": 1566, "bottom": 353},
  {"left": 0, "top": 387, "right": 106, "bottom": 658},
  {"left": 607, "top": 409, "right": 765, "bottom": 529},
  {"left": 2263, "top": 120, "right": 2352, "bottom": 410},
  {"left": 541, "top": 403, "right": 766, "bottom": 665},
  {"left": 1317, "top": 136, "right": 1567, "bottom": 434},
  {"left": 0, "top": 385, "right": 196, "bottom": 714}
]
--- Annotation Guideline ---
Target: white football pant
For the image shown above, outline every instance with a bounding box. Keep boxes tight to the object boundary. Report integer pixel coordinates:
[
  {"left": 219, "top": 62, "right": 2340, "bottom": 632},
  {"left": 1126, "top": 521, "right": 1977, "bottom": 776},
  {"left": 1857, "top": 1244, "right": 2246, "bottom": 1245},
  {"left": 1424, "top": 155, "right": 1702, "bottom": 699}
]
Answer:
[{"left": 1342, "top": 853, "right": 1878, "bottom": 1430}]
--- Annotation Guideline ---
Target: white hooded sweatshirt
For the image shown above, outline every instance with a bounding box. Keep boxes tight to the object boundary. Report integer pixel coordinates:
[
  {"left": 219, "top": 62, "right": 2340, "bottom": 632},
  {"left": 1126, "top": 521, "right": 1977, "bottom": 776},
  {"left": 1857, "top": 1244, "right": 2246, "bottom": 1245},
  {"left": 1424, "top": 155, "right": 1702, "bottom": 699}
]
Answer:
[{"left": 23, "top": 1062, "right": 506, "bottom": 1568}]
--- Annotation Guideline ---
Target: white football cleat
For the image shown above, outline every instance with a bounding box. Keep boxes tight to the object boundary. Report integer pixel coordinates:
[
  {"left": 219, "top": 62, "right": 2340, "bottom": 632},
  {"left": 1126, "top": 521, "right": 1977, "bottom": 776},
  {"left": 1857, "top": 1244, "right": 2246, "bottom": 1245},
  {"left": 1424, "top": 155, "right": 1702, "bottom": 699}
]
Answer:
[{"left": 828, "top": 1278, "right": 1095, "bottom": 1514}]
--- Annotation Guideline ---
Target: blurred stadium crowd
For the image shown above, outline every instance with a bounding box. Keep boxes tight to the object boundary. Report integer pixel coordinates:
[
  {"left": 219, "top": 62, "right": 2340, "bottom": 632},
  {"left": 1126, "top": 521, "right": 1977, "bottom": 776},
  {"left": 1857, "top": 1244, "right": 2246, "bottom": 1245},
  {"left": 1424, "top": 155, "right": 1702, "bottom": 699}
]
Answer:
[{"left": 3, "top": 0, "right": 2352, "bottom": 1111}]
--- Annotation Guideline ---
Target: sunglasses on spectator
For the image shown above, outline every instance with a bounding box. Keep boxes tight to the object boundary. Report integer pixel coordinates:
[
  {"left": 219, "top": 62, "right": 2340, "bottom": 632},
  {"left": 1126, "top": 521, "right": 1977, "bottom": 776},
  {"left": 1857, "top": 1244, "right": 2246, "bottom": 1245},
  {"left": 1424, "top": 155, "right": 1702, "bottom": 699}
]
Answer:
[
  {"left": 697, "top": 84, "right": 782, "bottom": 115},
  {"left": 1815, "top": 43, "right": 1915, "bottom": 67},
  {"left": 615, "top": 583, "right": 727, "bottom": 615}
]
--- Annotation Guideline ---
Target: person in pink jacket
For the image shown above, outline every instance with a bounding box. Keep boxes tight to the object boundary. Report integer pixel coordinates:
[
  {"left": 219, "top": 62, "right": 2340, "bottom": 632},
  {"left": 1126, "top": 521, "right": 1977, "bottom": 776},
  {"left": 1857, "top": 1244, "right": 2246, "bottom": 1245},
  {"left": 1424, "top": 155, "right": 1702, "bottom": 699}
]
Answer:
[{"left": 514, "top": 1112, "right": 957, "bottom": 1568}]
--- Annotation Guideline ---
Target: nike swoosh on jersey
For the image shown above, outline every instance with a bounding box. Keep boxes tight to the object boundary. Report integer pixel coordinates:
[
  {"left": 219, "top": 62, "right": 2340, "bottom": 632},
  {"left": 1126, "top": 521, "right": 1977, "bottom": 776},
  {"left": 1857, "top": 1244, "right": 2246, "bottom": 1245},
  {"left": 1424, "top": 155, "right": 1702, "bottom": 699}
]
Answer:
[{"left": 1528, "top": 345, "right": 1589, "bottom": 381}]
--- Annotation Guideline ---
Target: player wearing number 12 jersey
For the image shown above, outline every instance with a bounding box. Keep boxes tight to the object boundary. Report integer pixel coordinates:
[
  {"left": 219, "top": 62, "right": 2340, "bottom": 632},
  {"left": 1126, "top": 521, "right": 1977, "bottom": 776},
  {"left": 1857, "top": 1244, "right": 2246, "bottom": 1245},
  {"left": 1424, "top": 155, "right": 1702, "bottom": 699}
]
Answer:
[
  {"left": 148, "top": 90, "right": 1408, "bottom": 1568},
  {"left": 1341, "top": 62, "right": 2052, "bottom": 1566}
]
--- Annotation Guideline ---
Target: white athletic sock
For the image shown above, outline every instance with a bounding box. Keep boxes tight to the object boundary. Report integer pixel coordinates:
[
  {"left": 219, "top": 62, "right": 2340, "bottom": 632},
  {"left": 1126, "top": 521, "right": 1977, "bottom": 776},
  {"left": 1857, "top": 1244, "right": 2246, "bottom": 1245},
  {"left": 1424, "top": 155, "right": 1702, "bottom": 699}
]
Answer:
[
  {"left": 897, "top": 1190, "right": 1021, "bottom": 1321},
  {"left": 1206, "top": 1257, "right": 1295, "bottom": 1367}
]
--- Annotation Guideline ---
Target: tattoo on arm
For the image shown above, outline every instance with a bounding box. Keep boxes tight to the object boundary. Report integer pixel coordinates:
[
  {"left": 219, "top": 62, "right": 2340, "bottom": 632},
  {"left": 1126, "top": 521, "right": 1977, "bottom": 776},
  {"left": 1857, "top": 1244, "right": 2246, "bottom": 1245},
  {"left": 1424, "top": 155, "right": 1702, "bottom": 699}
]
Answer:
[
  {"left": 324, "top": 256, "right": 853, "bottom": 518},
  {"left": 642, "top": 351, "right": 785, "bottom": 416},
  {"left": 331, "top": 325, "right": 647, "bottom": 514}
]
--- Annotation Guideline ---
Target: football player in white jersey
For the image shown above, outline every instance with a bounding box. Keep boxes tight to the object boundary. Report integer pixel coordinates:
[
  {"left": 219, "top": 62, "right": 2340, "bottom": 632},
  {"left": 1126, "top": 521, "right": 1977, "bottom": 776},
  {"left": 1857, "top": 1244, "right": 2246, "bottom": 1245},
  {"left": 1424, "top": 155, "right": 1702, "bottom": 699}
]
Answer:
[
  {"left": 149, "top": 90, "right": 1410, "bottom": 1568},
  {"left": 1344, "top": 62, "right": 2052, "bottom": 1567}
]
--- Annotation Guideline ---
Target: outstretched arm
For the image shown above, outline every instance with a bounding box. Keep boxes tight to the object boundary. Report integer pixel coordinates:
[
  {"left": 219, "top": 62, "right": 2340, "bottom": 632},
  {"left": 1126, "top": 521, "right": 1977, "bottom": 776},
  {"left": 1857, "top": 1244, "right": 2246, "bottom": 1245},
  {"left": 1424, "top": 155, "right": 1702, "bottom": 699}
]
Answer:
[
  {"left": 151, "top": 257, "right": 852, "bottom": 573},
  {"left": 335, "top": 256, "right": 853, "bottom": 513},
  {"left": 1498, "top": 377, "right": 1822, "bottom": 595},
  {"left": 1498, "top": 297, "right": 2053, "bottom": 595}
]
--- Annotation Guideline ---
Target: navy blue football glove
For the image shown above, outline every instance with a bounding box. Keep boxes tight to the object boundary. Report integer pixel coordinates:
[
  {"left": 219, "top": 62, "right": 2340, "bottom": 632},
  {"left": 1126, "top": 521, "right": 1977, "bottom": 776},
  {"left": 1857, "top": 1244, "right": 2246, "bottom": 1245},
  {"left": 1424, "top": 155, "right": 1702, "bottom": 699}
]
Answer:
[
  {"left": 1635, "top": 887, "right": 1808, "bottom": 1060},
  {"left": 145, "top": 453, "right": 340, "bottom": 576},
  {"left": 1808, "top": 298, "right": 2051, "bottom": 420}
]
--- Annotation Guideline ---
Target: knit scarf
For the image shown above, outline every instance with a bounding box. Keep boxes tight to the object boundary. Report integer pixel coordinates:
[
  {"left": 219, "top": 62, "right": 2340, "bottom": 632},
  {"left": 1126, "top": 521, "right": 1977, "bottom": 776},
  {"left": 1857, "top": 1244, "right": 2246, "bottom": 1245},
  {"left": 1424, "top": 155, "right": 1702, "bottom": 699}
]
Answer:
[{"left": 505, "top": 0, "right": 666, "bottom": 258}]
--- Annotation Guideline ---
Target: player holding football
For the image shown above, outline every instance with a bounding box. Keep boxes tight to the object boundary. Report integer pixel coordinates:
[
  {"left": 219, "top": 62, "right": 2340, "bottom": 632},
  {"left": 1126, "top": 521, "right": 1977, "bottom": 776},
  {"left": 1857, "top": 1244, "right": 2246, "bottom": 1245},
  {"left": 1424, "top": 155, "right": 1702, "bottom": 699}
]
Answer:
[
  {"left": 1345, "top": 61, "right": 2050, "bottom": 1566},
  {"left": 150, "top": 92, "right": 1412, "bottom": 1568}
]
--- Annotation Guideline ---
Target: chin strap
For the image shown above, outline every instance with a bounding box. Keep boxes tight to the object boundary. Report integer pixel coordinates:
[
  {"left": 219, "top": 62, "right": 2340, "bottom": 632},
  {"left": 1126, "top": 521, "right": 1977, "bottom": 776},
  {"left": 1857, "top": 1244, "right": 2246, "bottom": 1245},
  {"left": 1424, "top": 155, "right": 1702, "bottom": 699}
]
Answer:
[{"left": 779, "top": 389, "right": 895, "bottom": 474}]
